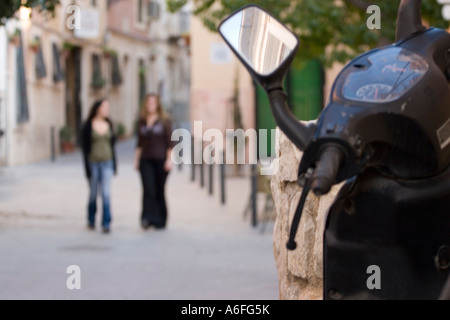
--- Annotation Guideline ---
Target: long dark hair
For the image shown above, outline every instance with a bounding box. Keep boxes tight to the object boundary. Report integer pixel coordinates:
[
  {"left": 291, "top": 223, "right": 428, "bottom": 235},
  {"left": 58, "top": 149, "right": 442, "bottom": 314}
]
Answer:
[{"left": 87, "top": 99, "right": 109, "bottom": 123}]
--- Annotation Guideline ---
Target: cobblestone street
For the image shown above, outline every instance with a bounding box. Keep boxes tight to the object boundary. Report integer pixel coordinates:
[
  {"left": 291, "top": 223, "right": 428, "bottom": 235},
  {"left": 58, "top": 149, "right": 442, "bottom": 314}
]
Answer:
[{"left": 0, "top": 140, "right": 278, "bottom": 300}]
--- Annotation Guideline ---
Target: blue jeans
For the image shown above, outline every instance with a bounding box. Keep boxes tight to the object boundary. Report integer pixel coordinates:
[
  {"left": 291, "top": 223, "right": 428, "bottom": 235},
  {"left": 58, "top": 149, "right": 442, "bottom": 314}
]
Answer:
[{"left": 88, "top": 160, "right": 113, "bottom": 228}]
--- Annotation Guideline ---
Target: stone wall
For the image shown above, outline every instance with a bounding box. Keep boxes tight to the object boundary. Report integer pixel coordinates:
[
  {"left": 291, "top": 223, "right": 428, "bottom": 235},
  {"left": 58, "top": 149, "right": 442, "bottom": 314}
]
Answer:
[{"left": 271, "top": 130, "right": 343, "bottom": 300}]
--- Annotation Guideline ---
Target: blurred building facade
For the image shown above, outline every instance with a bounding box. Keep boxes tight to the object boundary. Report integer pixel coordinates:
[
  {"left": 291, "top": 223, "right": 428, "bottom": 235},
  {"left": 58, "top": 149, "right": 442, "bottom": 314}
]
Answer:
[
  {"left": 190, "top": 16, "right": 255, "bottom": 135},
  {"left": 0, "top": 0, "right": 190, "bottom": 167}
]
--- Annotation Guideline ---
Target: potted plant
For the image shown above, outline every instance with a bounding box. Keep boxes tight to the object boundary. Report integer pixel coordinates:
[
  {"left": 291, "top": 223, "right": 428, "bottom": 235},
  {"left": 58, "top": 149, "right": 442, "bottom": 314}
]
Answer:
[
  {"left": 103, "top": 47, "right": 118, "bottom": 59},
  {"left": 29, "top": 38, "right": 41, "bottom": 53},
  {"left": 166, "top": 55, "right": 175, "bottom": 63},
  {"left": 59, "top": 126, "right": 74, "bottom": 153},
  {"left": 180, "top": 32, "right": 190, "bottom": 47},
  {"left": 61, "top": 42, "right": 76, "bottom": 59},
  {"left": 116, "top": 122, "right": 126, "bottom": 140},
  {"left": 91, "top": 73, "right": 107, "bottom": 90},
  {"left": 139, "top": 66, "right": 146, "bottom": 77},
  {"left": 8, "top": 29, "right": 21, "bottom": 47}
]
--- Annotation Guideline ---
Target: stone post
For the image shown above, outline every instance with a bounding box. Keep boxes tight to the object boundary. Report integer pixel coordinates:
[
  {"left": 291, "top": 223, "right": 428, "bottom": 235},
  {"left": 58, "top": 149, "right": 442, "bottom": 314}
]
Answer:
[{"left": 271, "top": 129, "right": 343, "bottom": 300}]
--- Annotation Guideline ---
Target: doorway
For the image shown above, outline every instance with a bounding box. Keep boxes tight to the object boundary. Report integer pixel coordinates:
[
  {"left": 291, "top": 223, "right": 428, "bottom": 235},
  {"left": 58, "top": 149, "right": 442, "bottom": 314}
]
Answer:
[
  {"left": 139, "top": 59, "right": 147, "bottom": 106},
  {"left": 65, "top": 47, "right": 82, "bottom": 145}
]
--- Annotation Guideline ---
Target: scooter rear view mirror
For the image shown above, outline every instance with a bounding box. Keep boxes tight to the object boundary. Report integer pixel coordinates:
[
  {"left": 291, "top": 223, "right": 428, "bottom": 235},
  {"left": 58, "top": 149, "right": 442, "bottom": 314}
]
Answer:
[{"left": 219, "top": 5, "right": 300, "bottom": 91}]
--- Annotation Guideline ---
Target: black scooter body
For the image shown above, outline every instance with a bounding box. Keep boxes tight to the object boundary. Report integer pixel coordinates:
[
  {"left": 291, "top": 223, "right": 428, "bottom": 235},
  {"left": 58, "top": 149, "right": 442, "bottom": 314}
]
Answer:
[
  {"left": 218, "top": 0, "right": 450, "bottom": 300},
  {"left": 324, "top": 167, "right": 450, "bottom": 300},
  {"left": 321, "top": 24, "right": 450, "bottom": 301},
  {"left": 299, "top": 28, "right": 450, "bottom": 184}
]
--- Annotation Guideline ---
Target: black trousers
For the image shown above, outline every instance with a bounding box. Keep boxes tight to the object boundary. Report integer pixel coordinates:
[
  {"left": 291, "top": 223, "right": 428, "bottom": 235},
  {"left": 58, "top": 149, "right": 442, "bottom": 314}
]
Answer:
[{"left": 139, "top": 159, "right": 169, "bottom": 228}]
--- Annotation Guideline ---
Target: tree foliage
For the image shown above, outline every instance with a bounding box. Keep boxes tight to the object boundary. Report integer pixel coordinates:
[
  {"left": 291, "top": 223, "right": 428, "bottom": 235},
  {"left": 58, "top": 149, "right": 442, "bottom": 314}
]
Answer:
[
  {"left": 0, "top": 0, "right": 59, "bottom": 24},
  {"left": 167, "top": 0, "right": 448, "bottom": 66}
]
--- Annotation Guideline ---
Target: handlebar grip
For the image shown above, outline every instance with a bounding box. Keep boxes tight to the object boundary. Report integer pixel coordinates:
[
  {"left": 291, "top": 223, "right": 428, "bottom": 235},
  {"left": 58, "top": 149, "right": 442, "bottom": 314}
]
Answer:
[
  {"left": 311, "top": 146, "right": 343, "bottom": 196},
  {"left": 440, "top": 273, "right": 450, "bottom": 300}
]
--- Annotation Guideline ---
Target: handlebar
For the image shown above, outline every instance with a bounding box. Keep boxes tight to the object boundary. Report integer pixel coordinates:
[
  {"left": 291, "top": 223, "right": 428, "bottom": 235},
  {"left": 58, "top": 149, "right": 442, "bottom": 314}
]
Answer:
[{"left": 311, "top": 146, "right": 344, "bottom": 196}]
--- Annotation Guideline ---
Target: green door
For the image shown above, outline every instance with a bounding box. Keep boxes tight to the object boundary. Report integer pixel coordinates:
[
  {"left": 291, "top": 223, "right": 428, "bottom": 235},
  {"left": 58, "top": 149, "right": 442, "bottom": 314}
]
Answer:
[
  {"left": 255, "top": 81, "right": 277, "bottom": 159},
  {"left": 256, "top": 60, "right": 324, "bottom": 157},
  {"left": 288, "top": 59, "right": 324, "bottom": 121}
]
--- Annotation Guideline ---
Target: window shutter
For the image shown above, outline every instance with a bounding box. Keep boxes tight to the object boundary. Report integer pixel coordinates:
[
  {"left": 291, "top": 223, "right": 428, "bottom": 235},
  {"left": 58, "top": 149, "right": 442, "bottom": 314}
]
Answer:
[
  {"left": 91, "top": 54, "right": 105, "bottom": 89},
  {"left": 16, "top": 31, "right": 29, "bottom": 123},
  {"left": 35, "top": 37, "right": 47, "bottom": 79},
  {"left": 111, "top": 55, "right": 122, "bottom": 86},
  {"left": 52, "top": 43, "right": 63, "bottom": 83},
  {"left": 148, "top": 1, "right": 160, "bottom": 19}
]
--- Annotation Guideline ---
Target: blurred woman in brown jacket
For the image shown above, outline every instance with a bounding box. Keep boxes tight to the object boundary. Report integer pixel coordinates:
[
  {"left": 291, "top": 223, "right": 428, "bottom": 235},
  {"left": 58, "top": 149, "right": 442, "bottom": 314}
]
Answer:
[{"left": 135, "top": 94, "right": 173, "bottom": 230}]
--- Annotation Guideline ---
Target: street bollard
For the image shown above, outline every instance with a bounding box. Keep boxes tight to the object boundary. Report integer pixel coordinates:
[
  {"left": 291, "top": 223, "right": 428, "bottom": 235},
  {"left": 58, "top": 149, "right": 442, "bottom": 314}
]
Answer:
[
  {"left": 251, "top": 164, "right": 258, "bottom": 228},
  {"left": 178, "top": 136, "right": 183, "bottom": 172},
  {"left": 209, "top": 163, "right": 214, "bottom": 196},
  {"left": 220, "top": 152, "right": 226, "bottom": 205},
  {"left": 191, "top": 136, "right": 195, "bottom": 182},
  {"left": 200, "top": 156, "right": 205, "bottom": 188},
  {"left": 51, "top": 126, "right": 56, "bottom": 162}
]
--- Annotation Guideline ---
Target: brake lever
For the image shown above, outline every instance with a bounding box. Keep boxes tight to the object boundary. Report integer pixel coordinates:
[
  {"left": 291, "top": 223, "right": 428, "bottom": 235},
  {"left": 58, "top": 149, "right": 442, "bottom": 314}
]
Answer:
[{"left": 286, "top": 168, "right": 314, "bottom": 251}]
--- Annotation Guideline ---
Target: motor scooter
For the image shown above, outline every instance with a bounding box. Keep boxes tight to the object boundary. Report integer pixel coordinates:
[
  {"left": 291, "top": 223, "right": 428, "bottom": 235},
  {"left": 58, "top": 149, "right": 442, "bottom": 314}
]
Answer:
[{"left": 219, "top": 0, "right": 450, "bottom": 300}]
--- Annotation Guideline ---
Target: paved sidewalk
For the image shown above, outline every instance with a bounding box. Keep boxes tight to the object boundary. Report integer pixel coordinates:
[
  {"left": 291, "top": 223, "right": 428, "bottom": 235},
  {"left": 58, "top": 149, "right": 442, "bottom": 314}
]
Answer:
[{"left": 0, "top": 139, "right": 279, "bottom": 300}]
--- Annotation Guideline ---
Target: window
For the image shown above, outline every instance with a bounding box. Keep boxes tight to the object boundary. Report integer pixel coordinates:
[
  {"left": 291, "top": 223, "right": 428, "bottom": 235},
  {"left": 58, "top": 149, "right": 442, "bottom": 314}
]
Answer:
[
  {"left": 137, "top": 0, "right": 147, "bottom": 24},
  {"left": 34, "top": 37, "right": 47, "bottom": 79},
  {"left": 148, "top": 1, "right": 160, "bottom": 20},
  {"left": 179, "top": 11, "right": 190, "bottom": 34},
  {"left": 111, "top": 55, "right": 122, "bottom": 86},
  {"left": 91, "top": 54, "right": 106, "bottom": 90},
  {"left": 52, "top": 43, "right": 63, "bottom": 83}
]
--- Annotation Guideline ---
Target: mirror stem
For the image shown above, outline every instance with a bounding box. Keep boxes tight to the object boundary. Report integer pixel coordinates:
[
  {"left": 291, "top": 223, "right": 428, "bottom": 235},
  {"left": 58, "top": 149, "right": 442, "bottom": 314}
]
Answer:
[
  {"left": 268, "top": 89, "right": 315, "bottom": 151},
  {"left": 396, "top": 0, "right": 426, "bottom": 42}
]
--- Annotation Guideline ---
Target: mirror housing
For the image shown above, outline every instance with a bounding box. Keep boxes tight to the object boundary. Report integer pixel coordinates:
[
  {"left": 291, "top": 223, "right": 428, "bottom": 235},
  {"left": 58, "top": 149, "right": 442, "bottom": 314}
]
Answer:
[
  {"left": 218, "top": 5, "right": 315, "bottom": 151},
  {"left": 218, "top": 5, "right": 300, "bottom": 92}
]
